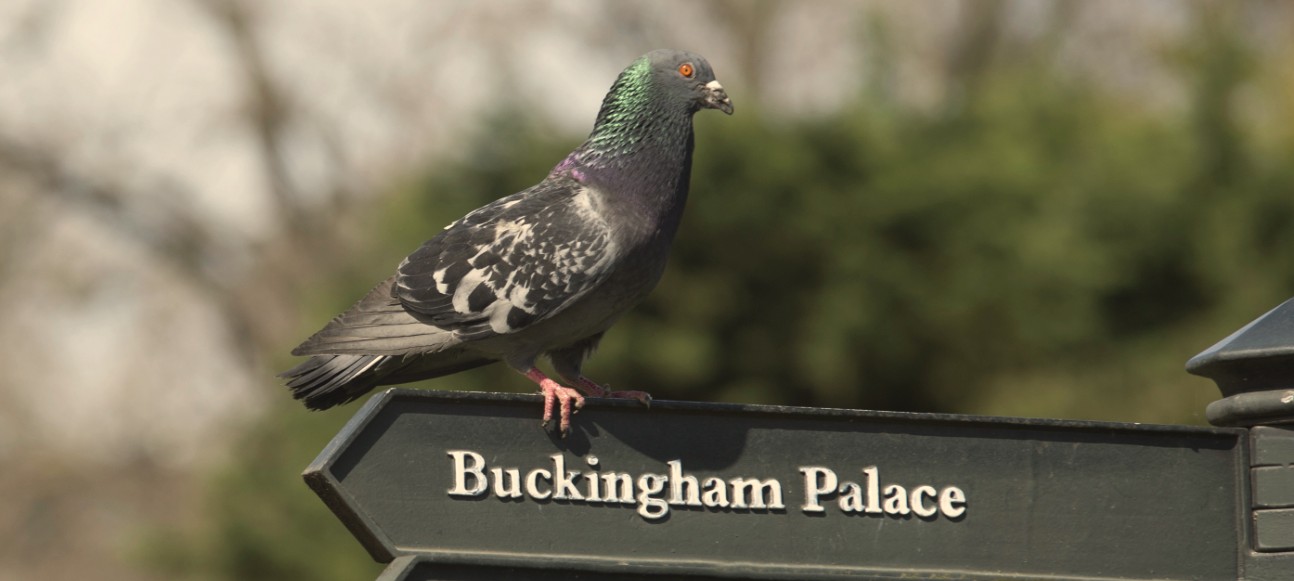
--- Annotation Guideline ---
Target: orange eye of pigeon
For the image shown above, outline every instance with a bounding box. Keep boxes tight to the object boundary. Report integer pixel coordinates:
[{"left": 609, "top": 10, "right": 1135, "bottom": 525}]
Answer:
[{"left": 678, "top": 63, "right": 694, "bottom": 78}]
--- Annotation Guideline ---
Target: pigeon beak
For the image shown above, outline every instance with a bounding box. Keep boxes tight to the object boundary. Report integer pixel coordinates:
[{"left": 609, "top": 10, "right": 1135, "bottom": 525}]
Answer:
[{"left": 701, "top": 80, "right": 734, "bottom": 115}]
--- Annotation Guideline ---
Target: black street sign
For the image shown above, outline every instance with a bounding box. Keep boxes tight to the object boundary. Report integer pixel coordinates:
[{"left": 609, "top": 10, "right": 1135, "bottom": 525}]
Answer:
[{"left": 306, "top": 389, "right": 1249, "bottom": 580}]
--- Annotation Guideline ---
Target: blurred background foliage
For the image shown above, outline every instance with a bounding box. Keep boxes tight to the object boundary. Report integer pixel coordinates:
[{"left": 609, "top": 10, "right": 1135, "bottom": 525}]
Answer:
[{"left": 144, "top": 4, "right": 1294, "bottom": 578}]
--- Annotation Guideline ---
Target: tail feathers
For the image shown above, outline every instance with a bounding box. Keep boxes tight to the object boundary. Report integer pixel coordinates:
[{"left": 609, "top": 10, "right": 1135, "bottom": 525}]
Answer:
[
  {"left": 291, "top": 277, "right": 458, "bottom": 357},
  {"left": 280, "top": 353, "right": 387, "bottom": 410},
  {"left": 279, "top": 350, "right": 498, "bottom": 410}
]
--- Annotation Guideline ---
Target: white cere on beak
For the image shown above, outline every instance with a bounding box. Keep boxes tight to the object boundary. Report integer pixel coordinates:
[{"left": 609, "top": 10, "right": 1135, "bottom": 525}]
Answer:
[{"left": 702, "top": 79, "right": 733, "bottom": 114}]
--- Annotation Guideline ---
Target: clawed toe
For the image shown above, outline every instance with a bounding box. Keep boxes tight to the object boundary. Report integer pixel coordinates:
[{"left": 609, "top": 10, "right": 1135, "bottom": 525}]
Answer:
[
  {"left": 573, "top": 376, "right": 650, "bottom": 408},
  {"left": 539, "top": 381, "right": 584, "bottom": 438},
  {"left": 606, "top": 390, "right": 652, "bottom": 408}
]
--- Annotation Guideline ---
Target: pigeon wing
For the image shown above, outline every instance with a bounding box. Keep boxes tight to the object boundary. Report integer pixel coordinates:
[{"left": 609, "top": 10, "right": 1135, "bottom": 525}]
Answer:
[{"left": 394, "top": 180, "right": 616, "bottom": 341}]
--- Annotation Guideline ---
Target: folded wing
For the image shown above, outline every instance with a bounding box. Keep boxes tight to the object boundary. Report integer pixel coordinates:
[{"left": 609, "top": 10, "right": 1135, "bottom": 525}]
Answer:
[{"left": 395, "top": 180, "right": 617, "bottom": 342}]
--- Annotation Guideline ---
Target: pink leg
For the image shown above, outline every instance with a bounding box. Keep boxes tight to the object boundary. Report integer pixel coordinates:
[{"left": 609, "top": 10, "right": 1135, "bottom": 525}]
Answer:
[
  {"left": 523, "top": 368, "right": 584, "bottom": 437},
  {"left": 572, "top": 376, "right": 651, "bottom": 408}
]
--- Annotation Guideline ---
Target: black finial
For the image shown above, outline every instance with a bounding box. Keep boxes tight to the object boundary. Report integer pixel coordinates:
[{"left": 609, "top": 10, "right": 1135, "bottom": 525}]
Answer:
[{"left": 1187, "top": 297, "right": 1294, "bottom": 426}]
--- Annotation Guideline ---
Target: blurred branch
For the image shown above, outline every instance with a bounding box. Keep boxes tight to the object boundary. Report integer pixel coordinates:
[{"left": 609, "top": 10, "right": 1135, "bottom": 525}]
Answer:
[
  {"left": 195, "top": 0, "right": 309, "bottom": 234},
  {"left": 0, "top": 133, "right": 267, "bottom": 365},
  {"left": 1185, "top": 0, "right": 1252, "bottom": 190},
  {"left": 707, "top": 0, "right": 777, "bottom": 105},
  {"left": 0, "top": 0, "right": 64, "bottom": 55},
  {"left": 0, "top": 178, "right": 47, "bottom": 283},
  {"left": 0, "top": 135, "right": 213, "bottom": 277},
  {"left": 0, "top": 0, "right": 347, "bottom": 377},
  {"left": 598, "top": 4, "right": 659, "bottom": 53},
  {"left": 943, "top": 0, "right": 1006, "bottom": 111}
]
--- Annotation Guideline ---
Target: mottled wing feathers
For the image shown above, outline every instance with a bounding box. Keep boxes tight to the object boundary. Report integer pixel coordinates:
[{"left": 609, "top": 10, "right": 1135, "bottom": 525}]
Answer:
[{"left": 395, "top": 179, "right": 617, "bottom": 341}]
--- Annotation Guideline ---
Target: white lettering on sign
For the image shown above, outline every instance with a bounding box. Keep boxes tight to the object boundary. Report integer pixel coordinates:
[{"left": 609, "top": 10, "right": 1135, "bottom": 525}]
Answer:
[
  {"left": 446, "top": 450, "right": 487, "bottom": 497},
  {"left": 798, "top": 465, "right": 965, "bottom": 518},
  {"left": 445, "top": 450, "right": 967, "bottom": 522}
]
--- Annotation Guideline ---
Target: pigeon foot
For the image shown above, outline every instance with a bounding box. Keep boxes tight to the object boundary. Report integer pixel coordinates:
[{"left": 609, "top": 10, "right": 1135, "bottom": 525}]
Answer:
[{"left": 524, "top": 368, "right": 584, "bottom": 437}]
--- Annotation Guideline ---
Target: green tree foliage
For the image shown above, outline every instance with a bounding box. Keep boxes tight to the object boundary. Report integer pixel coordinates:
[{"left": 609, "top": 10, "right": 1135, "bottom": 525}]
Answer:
[{"left": 148, "top": 11, "right": 1294, "bottom": 579}]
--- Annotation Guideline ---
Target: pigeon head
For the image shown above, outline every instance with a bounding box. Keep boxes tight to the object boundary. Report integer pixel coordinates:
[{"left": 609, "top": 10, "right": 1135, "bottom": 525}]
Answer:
[
  {"left": 597, "top": 49, "right": 733, "bottom": 121},
  {"left": 579, "top": 49, "right": 732, "bottom": 171},
  {"left": 643, "top": 49, "right": 734, "bottom": 115}
]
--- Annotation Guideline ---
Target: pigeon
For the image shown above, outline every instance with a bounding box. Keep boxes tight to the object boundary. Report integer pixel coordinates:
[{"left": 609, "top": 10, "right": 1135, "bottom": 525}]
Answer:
[{"left": 281, "top": 49, "right": 733, "bottom": 436}]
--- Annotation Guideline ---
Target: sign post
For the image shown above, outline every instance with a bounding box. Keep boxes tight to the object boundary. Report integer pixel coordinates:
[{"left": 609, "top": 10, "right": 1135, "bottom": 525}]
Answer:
[
  {"left": 1187, "top": 297, "right": 1294, "bottom": 578},
  {"left": 305, "top": 297, "right": 1294, "bottom": 580}
]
